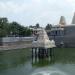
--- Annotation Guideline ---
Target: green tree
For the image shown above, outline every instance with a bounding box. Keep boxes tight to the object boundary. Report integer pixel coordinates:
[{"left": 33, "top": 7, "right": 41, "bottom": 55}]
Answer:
[
  {"left": 36, "top": 23, "right": 40, "bottom": 28},
  {"left": 0, "top": 18, "right": 9, "bottom": 37},
  {"left": 0, "top": 17, "right": 32, "bottom": 37},
  {"left": 45, "top": 24, "right": 52, "bottom": 30},
  {"left": 9, "top": 22, "right": 21, "bottom": 36},
  {"left": 26, "top": 28, "right": 32, "bottom": 36},
  {"left": 0, "top": 18, "right": 9, "bottom": 45}
]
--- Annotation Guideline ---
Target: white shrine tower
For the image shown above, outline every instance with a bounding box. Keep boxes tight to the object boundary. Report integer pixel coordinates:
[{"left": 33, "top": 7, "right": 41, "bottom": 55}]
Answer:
[{"left": 32, "top": 28, "right": 56, "bottom": 60}]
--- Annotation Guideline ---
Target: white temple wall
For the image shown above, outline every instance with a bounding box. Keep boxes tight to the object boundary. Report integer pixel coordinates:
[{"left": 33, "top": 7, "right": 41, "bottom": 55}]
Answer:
[{"left": 49, "top": 25, "right": 75, "bottom": 47}]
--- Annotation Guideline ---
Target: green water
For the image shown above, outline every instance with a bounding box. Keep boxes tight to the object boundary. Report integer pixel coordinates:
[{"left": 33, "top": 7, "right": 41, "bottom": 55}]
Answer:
[{"left": 0, "top": 48, "right": 75, "bottom": 75}]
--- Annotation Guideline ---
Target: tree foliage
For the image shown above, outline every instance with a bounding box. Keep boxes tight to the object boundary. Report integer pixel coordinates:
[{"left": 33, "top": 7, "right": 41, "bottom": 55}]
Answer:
[
  {"left": 36, "top": 23, "right": 40, "bottom": 28},
  {"left": 0, "top": 18, "right": 9, "bottom": 37},
  {"left": 45, "top": 24, "right": 52, "bottom": 30},
  {"left": 0, "top": 17, "right": 32, "bottom": 37}
]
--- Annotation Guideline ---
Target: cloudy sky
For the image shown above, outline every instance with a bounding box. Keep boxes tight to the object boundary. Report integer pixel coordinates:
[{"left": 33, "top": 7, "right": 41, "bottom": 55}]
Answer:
[{"left": 0, "top": 0, "right": 75, "bottom": 27}]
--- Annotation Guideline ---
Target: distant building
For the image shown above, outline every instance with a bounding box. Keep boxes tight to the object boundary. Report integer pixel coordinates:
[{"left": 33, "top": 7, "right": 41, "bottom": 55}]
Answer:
[{"left": 48, "top": 13, "right": 75, "bottom": 47}]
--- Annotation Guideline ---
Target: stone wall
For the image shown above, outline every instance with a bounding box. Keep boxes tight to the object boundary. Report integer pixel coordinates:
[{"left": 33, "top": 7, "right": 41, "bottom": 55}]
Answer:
[
  {"left": 64, "top": 26, "right": 75, "bottom": 47},
  {"left": 0, "top": 37, "right": 33, "bottom": 50},
  {"left": 48, "top": 25, "right": 75, "bottom": 47},
  {"left": 49, "top": 36, "right": 64, "bottom": 47},
  {"left": 64, "top": 35, "right": 75, "bottom": 47}
]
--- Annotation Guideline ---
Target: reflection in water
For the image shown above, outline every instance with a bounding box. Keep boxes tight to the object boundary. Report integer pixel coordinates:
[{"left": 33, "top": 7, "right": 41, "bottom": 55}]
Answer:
[
  {"left": 0, "top": 49, "right": 31, "bottom": 70},
  {"left": 31, "top": 67, "right": 67, "bottom": 75},
  {"left": 32, "top": 57, "right": 54, "bottom": 67},
  {"left": 31, "top": 48, "right": 75, "bottom": 75},
  {"left": 32, "top": 59, "right": 50, "bottom": 67},
  {"left": 32, "top": 48, "right": 55, "bottom": 67},
  {"left": 0, "top": 48, "right": 75, "bottom": 75}
]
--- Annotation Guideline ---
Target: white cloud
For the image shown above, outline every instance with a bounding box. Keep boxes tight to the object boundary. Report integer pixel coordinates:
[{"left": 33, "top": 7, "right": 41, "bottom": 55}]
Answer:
[
  {"left": 0, "top": 0, "right": 75, "bottom": 26},
  {"left": 32, "top": 0, "right": 41, "bottom": 4},
  {"left": 66, "top": 0, "right": 75, "bottom": 3},
  {"left": 0, "top": 0, "right": 42, "bottom": 14},
  {"left": 0, "top": 1, "right": 28, "bottom": 13}
]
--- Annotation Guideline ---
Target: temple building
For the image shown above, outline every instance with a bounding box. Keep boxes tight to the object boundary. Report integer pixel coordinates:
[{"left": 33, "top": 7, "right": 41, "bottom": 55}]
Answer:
[
  {"left": 72, "top": 12, "right": 75, "bottom": 24},
  {"left": 29, "top": 12, "right": 75, "bottom": 47},
  {"left": 59, "top": 16, "right": 66, "bottom": 27},
  {"left": 48, "top": 13, "right": 75, "bottom": 47},
  {"left": 32, "top": 28, "right": 55, "bottom": 63}
]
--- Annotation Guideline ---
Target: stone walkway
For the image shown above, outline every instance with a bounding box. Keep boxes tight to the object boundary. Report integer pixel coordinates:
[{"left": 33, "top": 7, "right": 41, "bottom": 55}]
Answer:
[{"left": 0, "top": 44, "right": 32, "bottom": 50}]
